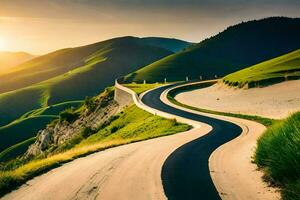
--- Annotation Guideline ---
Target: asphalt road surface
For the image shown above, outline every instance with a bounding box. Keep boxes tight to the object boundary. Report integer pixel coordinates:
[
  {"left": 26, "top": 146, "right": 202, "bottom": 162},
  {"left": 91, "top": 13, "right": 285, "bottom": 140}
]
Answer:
[{"left": 141, "top": 85, "right": 243, "bottom": 200}]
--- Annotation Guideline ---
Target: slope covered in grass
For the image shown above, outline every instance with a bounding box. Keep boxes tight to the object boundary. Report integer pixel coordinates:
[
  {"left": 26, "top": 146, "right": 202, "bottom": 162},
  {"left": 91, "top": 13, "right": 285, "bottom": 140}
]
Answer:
[
  {"left": 0, "top": 101, "right": 83, "bottom": 154},
  {"left": 0, "top": 116, "right": 57, "bottom": 153},
  {"left": 0, "top": 105, "right": 191, "bottom": 196},
  {"left": 223, "top": 49, "right": 300, "bottom": 88},
  {"left": 0, "top": 36, "right": 184, "bottom": 127},
  {"left": 0, "top": 36, "right": 189, "bottom": 93},
  {"left": 255, "top": 112, "right": 300, "bottom": 200},
  {"left": 126, "top": 17, "right": 300, "bottom": 83},
  {"left": 123, "top": 83, "right": 164, "bottom": 95}
]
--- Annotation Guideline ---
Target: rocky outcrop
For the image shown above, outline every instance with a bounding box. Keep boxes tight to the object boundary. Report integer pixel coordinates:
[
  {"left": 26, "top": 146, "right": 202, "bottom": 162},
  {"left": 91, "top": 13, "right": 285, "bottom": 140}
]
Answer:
[{"left": 25, "top": 89, "right": 120, "bottom": 158}]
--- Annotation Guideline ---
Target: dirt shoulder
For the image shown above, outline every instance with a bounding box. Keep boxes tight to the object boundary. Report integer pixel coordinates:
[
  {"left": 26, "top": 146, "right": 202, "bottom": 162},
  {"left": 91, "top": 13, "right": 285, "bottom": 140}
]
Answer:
[
  {"left": 175, "top": 80, "right": 300, "bottom": 119},
  {"left": 161, "top": 87, "right": 280, "bottom": 200}
]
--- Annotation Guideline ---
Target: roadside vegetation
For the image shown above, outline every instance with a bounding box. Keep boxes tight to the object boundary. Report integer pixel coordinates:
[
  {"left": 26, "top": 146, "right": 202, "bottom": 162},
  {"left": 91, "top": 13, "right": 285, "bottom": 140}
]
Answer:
[
  {"left": 255, "top": 112, "right": 300, "bottom": 200},
  {"left": 0, "top": 104, "right": 191, "bottom": 196},
  {"left": 123, "top": 83, "right": 164, "bottom": 95},
  {"left": 223, "top": 49, "right": 300, "bottom": 88}
]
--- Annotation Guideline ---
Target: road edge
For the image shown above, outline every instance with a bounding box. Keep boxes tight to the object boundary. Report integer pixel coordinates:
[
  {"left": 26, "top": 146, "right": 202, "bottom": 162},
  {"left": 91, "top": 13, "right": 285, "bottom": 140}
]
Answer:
[{"left": 160, "top": 82, "right": 280, "bottom": 200}]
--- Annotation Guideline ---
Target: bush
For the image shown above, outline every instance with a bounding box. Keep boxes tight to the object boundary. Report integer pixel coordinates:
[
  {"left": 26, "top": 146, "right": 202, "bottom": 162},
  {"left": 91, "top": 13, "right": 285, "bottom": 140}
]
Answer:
[
  {"left": 81, "top": 126, "right": 95, "bottom": 138},
  {"left": 59, "top": 108, "right": 80, "bottom": 123},
  {"left": 84, "top": 97, "right": 97, "bottom": 112},
  {"left": 255, "top": 112, "right": 300, "bottom": 200}
]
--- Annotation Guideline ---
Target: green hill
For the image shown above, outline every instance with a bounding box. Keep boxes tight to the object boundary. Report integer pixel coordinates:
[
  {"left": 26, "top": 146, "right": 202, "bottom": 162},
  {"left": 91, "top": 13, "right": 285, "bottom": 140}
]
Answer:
[
  {"left": 0, "top": 36, "right": 188, "bottom": 126},
  {"left": 223, "top": 49, "right": 300, "bottom": 88},
  {"left": 0, "top": 52, "right": 35, "bottom": 73},
  {"left": 0, "top": 36, "right": 189, "bottom": 94},
  {"left": 0, "top": 101, "right": 83, "bottom": 153},
  {"left": 0, "top": 36, "right": 190, "bottom": 154},
  {"left": 126, "top": 17, "right": 300, "bottom": 83}
]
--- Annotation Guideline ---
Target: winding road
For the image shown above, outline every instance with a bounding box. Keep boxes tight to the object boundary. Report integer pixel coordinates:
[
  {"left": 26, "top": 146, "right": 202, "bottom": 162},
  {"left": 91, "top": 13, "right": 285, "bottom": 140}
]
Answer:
[
  {"left": 141, "top": 85, "right": 242, "bottom": 200},
  {"left": 3, "top": 83, "right": 248, "bottom": 200}
]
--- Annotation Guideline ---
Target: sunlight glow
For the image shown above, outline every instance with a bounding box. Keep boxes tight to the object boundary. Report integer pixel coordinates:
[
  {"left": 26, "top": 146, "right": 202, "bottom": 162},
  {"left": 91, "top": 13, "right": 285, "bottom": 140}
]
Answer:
[{"left": 0, "top": 37, "right": 7, "bottom": 51}]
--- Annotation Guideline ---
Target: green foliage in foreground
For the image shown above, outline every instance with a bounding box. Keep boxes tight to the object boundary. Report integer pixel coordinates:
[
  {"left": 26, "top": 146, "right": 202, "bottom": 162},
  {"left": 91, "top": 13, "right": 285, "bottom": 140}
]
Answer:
[
  {"left": 0, "top": 105, "right": 191, "bottom": 196},
  {"left": 223, "top": 49, "right": 300, "bottom": 88},
  {"left": 167, "top": 82, "right": 275, "bottom": 127},
  {"left": 123, "top": 83, "right": 164, "bottom": 95},
  {"left": 255, "top": 112, "right": 300, "bottom": 200}
]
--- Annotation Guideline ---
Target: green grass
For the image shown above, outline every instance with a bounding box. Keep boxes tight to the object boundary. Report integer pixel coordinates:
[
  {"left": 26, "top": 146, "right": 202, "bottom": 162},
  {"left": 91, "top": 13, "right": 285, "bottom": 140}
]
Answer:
[
  {"left": 254, "top": 112, "right": 300, "bottom": 200},
  {"left": 0, "top": 105, "right": 191, "bottom": 196},
  {"left": 223, "top": 49, "right": 300, "bottom": 88},
  {"left": 167, "top": 81, "right": 275, "bottom": 127},
  {"left": 0, "top": 116, "right": 57, "bottom": 153},
  {"left": 0, "top": 101, "right": 83, "bottom": 159},
  {"left": 123, "top": 83, "right": 165, "bottom": 95},
  {"left": 125, "top": 17, "right": 300, "bottom": 83}
]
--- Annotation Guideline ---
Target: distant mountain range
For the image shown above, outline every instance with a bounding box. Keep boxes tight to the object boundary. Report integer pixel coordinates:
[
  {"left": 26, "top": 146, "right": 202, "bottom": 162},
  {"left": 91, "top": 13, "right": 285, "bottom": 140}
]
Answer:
[
  {"left": 0, "top": 51, "right": 35, "bottom": 72},
  {"left": 126, "top": 17, "right": 300, "bottom": 82}
]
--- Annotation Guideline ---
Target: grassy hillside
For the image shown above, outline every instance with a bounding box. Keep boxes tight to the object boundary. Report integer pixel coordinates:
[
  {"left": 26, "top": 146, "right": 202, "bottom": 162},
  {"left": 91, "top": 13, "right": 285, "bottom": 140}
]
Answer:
[
  {"left": 0, "top": 36, "right": 189, "bottom": 158},
  {"left": 255, "top": 112, "right": 300, "bottom": 200},
  {"left": 0, "top": 101, "right": 82, "bottom": 153},
  {"left": 0, "top": 105, "right": 191, "bottom": 196},
  {"left": 0, "top": 52, "right": 35, "bottom": 73},
  {"left": 223, "top": 49, "right": 300, "bottom": 88},
  {"left": 0, "top": 36, "right": 180, "bottom": 127},
  {"left": 0, "top": 37, "right": 189, "bottom": 94},
  {"left": 126, "top": 17, "right": 300, "bottom": 83}
]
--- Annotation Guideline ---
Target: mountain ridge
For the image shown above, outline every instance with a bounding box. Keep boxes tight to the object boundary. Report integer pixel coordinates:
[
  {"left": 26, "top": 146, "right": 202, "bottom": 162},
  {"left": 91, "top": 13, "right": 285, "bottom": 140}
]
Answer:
[{"left": 126, "top": 17, "right": 300, "bottom": 83}]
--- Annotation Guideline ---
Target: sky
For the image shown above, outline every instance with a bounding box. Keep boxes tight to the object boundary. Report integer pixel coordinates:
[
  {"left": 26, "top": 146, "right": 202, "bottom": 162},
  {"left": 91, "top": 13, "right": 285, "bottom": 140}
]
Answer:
[{"left": 0, "top": 0, "right": 299, "bottom": 54}]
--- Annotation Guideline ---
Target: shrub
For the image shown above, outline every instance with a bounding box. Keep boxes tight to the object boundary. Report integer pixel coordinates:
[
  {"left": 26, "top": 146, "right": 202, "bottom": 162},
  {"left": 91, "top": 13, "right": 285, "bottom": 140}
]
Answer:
[
  {"left": 255, "top": 112, "right": 300, "bottom": 200},
  {"left": 59, "top": 108, "right": 80, "bottom": 123},
  {"left": 81, "top": 126, "right": 95, "bottom": 138},
  {"left": 84, "top": 97, "right": 97, "bottom": 112}
]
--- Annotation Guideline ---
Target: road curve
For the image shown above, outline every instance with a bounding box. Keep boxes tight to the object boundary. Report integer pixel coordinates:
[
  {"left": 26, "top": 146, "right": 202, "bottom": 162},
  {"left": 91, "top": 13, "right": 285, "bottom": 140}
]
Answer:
[
  {"left": 141, "top": 85, "right": 243, "bottom": 200},
  {"left": 3, "top": 83, "right": 243, "bottom": 200}
]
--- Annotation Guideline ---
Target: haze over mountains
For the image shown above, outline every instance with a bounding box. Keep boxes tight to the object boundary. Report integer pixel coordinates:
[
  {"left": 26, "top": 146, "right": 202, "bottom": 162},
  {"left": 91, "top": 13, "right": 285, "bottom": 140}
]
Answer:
[
  {"left": 126, "top": 17, "right": 300, "bottom": 82},
  {"left": 0, "top": 52, "right": 35, "bottom": 72}
]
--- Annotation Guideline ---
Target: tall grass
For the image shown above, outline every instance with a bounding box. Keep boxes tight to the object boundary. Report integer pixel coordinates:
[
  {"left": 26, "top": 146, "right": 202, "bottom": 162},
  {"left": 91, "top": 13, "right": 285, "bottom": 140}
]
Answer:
[
  {"left": 123, "top": 83, "right": 164, "bottom": 95},
  {"left": 254, "top": 112, "right": 300, "bottom": 200}
]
